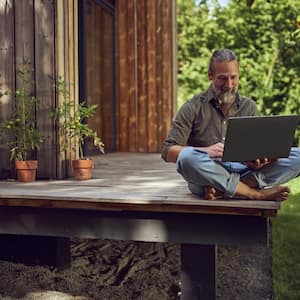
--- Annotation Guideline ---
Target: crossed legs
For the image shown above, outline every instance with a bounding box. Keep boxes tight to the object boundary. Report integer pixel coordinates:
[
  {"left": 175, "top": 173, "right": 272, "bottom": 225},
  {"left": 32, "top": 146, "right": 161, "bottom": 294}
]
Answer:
[{"left": 176, "top": 147, "right": 300, "bottom": 201}]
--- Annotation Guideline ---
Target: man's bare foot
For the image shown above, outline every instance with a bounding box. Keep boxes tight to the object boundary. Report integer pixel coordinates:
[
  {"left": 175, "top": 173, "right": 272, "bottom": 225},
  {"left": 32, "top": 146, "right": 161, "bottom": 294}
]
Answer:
[
  {"left": 204, "top": 186, "right": 224, "bottom": 200},
  {"left": 203, "top": 184, "right": 290, "bottom": 201},
  {"left": 235, "top": 180, "right": 291, "bottom": 201},
  {"left": 253, "top": 186, "right": 290, "bottom": 201}
]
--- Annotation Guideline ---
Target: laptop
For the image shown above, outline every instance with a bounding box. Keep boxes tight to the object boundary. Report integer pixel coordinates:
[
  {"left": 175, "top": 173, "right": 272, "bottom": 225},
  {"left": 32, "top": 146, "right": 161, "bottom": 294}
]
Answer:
[{"left": 222, "top": 115, "right": 300, "bottom": 162}]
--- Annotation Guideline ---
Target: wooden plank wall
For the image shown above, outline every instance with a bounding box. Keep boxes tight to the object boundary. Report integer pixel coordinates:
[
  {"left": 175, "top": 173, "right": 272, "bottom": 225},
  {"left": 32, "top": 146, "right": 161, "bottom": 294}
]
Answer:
[
  {"left": 35, "top": 0, "right": 56, "bottom": 179},
  {"left": 116, "top": 0, "right": 176, "bottom": 153},
  {"left": 101, "top": 7, "right": 115, "bottom": 151},
  {"left": 0, "top": 0, "right": 56, "bottom": 179},
  {"left": 55, "top": 0, "right": 79, "bottom": 178},
  {"left": 84, "top": 0, "right": 115, "bottom": 152},
  {"left": 0, "top": 0, "right": 79, "bottom": 179},
  {"left": 0, "top": 0, "right": 14, "bottom": 178},
  {"left": 0, "top": 0, "right": 176, "bottom": 179}
]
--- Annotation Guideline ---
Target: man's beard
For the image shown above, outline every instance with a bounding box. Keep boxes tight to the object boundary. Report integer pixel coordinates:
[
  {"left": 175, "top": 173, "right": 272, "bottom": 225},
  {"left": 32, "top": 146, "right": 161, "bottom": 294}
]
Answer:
[{"left": 212, "top": 84, "right": 237, "bottom": 104}]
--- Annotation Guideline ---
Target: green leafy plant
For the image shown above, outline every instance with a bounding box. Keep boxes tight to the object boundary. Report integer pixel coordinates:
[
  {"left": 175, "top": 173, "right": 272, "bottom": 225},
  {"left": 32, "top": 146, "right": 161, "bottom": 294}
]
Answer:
[
  {"left": 0, "top": 61, "right": 43, "bottom": 161},
  {"left": 53, "top": 77, "right": 104, "bottom": 159}
]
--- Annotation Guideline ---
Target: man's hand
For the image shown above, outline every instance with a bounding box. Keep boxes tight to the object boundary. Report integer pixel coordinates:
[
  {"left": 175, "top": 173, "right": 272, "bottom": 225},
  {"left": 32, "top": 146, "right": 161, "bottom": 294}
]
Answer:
[
  {"left": 200, "top": 142, "right": 224, "bottom": 158},
  {"left": 244, "top": 158, "right": 277, "bottom": 170}
]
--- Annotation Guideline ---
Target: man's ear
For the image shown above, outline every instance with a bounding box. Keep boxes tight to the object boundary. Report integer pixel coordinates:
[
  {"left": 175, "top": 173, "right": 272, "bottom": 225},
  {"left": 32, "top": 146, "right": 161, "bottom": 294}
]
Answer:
[{"left": 208, "top": 72, "right": 213, "bottom": 80}]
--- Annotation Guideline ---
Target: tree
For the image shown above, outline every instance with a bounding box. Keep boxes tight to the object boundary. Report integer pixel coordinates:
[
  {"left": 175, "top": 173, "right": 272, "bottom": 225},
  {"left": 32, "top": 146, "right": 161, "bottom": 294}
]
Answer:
[{"left": 177, "top": 0, "right": 300, "bottom": 144}]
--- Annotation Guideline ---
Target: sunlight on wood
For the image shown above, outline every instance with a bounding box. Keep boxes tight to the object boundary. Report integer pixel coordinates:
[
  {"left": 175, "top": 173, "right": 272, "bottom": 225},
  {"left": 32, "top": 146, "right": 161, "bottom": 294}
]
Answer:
[
  {"left": 131, "top": 220, "right": 168, "bottom": 241},
  {"left": 0, "top": 0, "right": 11, "bottom": 12}
]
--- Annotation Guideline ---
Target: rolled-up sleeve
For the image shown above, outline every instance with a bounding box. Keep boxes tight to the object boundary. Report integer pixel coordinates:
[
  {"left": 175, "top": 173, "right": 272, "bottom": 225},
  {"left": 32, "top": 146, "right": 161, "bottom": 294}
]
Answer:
[{"left": 161, "top": 100, "right": 196, "bottom": 161}]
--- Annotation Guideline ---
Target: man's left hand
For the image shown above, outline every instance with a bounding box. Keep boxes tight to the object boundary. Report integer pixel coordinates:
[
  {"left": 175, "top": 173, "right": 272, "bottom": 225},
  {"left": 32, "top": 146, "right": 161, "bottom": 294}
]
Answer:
[{"left": 244, "top": 158, "right": 277, "bottom": 170}]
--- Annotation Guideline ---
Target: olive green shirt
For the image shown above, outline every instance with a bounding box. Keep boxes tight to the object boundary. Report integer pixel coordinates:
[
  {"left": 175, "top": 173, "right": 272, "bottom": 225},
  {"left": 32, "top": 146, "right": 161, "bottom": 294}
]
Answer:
[{"left": 161, "top": 85, "right": 257, "bottom": 161}]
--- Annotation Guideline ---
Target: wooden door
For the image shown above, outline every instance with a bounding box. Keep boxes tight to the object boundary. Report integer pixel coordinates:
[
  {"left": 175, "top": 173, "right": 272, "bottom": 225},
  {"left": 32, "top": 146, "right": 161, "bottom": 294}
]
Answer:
[{"left": 80, "top": 0, "right": 116, "bottom": 154}]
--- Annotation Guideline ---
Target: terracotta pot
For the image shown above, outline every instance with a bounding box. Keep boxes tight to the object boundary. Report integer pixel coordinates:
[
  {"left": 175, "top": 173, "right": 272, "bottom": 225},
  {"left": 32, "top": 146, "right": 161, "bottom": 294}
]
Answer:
[
  {"left": 72, "top": 159, "right": 94, "bottom": 180},
  {"left": 15, "top": 160, "right": 38, "bottom": 182}
]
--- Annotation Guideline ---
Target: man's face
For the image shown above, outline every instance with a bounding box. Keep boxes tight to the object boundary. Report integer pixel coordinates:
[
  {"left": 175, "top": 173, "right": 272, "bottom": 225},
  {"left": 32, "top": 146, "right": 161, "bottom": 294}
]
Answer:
[{"left": 209, "top": 60, "right": 239, "bottom": 104}]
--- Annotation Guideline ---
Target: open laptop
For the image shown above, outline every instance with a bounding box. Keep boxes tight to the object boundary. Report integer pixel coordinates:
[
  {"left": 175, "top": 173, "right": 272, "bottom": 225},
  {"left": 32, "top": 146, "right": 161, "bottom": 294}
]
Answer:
[{"left": 222, "top": 115, "right": 300, "bottom": 162}]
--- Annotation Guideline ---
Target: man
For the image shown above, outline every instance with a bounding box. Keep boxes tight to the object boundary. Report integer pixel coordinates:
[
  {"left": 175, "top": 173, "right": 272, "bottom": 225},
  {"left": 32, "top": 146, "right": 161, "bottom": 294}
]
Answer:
[{"left": 161, "top": 49, "right": 300, "bottom": 201}]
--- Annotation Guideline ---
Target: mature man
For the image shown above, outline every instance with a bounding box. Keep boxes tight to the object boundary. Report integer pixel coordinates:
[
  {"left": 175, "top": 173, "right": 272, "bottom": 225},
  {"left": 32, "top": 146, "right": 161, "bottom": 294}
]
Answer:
[{"left": 162, "top": 49, "right": 300, "bottom": 200}]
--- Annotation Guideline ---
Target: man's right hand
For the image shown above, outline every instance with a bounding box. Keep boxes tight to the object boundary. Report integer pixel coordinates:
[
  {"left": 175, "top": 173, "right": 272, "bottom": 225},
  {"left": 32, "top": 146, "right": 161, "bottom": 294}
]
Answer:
[{"left": 200, "top": 142, "right": 224, "bottom": 158}]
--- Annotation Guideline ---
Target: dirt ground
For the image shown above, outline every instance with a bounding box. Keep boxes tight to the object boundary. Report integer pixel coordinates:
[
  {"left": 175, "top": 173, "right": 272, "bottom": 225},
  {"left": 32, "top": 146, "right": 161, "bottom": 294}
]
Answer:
[
  {"left": 0, "top": 239, "right": 272, "bottom": 300},
  {"left": 0, "top": 239, "right": 180, "bottom": 300}
]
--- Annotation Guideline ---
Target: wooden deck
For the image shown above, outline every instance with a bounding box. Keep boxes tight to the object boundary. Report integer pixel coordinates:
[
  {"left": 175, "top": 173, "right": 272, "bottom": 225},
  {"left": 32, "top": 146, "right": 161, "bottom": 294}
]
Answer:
[
  {"left": 0, "top": 153, "right": 277, "bottom": 299},
  {"left": 0, "top": 153, "right": 280, "bottom": 217}
]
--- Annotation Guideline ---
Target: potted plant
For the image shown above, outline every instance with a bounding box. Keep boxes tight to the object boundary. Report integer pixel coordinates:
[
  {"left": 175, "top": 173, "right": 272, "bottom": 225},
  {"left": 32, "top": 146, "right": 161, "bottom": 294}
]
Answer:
[
  {"left": 53, "top": 77, "right": 104, "bottom": 180},
  {"left": 0, "top": 61, "right": 43, "bottom": 182}
]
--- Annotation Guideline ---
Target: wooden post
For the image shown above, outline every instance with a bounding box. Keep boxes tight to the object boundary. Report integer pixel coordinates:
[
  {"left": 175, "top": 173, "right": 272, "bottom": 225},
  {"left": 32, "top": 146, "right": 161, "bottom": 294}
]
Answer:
[{"left": 180, "top": 244, "right": 216, "bottom": 300}]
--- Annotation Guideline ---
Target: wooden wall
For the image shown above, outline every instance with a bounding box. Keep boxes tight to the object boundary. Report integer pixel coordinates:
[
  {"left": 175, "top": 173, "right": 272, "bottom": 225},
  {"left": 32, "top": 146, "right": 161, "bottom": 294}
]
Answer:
[
  {"left": 0, "top": 0, "right": 56, "bottom": 179},
  {"left": 84, "top": 0, "right": 115, "bottom": 152},
  {"left": 116, "top": 0, "right": 176, "bottom": 152},
  {"left": 0, "top": 0, "right": 176, "bottom": 178},
  {"left": 56, "top": 0, "right": 79, "bottom": 178},
  {"left": 0, "top": 0, "right": 14, "bottom": 177}
]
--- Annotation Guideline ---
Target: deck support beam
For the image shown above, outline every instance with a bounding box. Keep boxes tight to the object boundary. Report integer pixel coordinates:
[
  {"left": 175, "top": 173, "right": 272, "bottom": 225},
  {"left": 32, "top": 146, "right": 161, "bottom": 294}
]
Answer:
[{"left": 0, "top": 206, "right": 271, "bottom": 298}]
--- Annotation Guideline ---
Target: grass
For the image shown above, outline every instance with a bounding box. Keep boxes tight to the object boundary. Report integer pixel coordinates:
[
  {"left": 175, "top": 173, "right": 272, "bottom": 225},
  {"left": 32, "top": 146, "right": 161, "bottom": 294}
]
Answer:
[{"left": 272, "top": 177, "right": 300, "bottom": 300}]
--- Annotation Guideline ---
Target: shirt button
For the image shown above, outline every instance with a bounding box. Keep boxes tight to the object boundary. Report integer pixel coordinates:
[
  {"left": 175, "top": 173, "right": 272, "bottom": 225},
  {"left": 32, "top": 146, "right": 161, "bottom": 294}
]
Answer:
[
  {"left": 223, "top": 121, "right": 226, "bottom": 124},
  {"left": 222, "top": 137, "right": 225, "bottom": 141}
]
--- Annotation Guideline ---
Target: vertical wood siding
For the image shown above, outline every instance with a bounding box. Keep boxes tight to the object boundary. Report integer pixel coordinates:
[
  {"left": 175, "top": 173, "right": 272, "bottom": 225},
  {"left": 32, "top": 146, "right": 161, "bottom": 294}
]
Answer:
[
  {"left": 0, "top": 0, "right": 14, "bottom": 176},
  {"left": 117, "top": 0, "right": 129, "bottom": 151},
  {"left": 84, "top": 0, "right": 115, "bottom": 152},
  {"left": 35, "top": 0, "right": 56, "bottom": 179},
  {"left": 116, "top": 0, "right": 176, "bottom": 153},
  {"left": 0, "top": 0, "right": 176, "bottom": 179},
  {"left": 0, "top": 0, "right": 78, "bottom": 179},
  {"left": 101, "top": 8, "right": 115, "bottom": 151},
  {"left": 0, "top": 0, "right": 56, "bottom": 179},
  {"left": 56, "top": 0, "right": 79, "bottom": 178}
]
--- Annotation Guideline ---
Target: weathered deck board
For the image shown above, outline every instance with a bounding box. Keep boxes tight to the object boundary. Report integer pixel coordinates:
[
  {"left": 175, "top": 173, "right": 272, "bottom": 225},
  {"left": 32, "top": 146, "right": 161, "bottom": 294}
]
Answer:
[
  {"left": 0, "top": 153, "right": 275, "bottom": 300},
  {"left": 0, "top": 153, "right": 280, "bottom": 216}
]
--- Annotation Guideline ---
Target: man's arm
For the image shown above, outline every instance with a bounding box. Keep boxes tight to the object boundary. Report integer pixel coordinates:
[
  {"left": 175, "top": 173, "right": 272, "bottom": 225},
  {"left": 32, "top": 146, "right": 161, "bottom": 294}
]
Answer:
[
  {"left": 165, "top": 143, "right": 225, "bottom": 163},
  {"left": 165, "top": 145, "right": 186, "bottom": 162},
  {"left": 161, "top": 100, "right": 196, "bottom": 162}
]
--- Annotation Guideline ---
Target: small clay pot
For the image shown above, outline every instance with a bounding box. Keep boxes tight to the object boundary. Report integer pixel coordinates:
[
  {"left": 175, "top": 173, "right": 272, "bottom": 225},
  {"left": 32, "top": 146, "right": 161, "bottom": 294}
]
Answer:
[{"left": 72, "top": 159, "right": 94, "bottom": 180}]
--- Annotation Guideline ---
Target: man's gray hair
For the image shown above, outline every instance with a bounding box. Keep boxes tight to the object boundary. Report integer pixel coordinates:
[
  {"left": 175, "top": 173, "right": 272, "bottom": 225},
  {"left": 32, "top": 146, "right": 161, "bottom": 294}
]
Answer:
[{"left": 208, "top": 49, "right": 237, "bottom": 75}]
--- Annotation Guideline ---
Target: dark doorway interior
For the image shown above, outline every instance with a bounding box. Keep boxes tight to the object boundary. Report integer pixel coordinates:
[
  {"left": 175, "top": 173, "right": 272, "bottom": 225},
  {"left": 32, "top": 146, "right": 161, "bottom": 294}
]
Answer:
[{"left": 79, "top": 0, "right": 116, "bottom": 154}]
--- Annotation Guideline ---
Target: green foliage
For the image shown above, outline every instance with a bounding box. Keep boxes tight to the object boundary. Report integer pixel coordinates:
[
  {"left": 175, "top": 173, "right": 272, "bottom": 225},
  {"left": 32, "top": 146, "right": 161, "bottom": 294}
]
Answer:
[
  {"left": 0, "top": 61, "right": 43, "bottom": 161},
  {"left": 53, "top": 77, "right": 104, "bottom": 159},
  {"left": 177, "top": 0, "right": 300, "bottom": 144},
  {"left": 177, "top": 0, "right": 212, "bottom": 107}
]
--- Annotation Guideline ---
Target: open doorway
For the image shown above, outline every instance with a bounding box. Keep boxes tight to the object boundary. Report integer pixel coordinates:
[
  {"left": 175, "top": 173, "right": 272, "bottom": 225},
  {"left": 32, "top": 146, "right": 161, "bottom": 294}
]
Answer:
[{"left": 79, "top": 0, "right": 116, "bottom": 154}]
